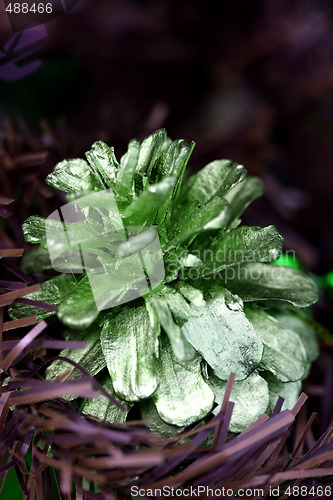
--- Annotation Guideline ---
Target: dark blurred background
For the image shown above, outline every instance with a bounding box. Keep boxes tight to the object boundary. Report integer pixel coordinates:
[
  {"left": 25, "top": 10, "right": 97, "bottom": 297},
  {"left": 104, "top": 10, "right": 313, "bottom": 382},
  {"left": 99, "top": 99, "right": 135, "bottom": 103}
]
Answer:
[{"left": 1, "top": 0, "right": 333, "bottom": 318}]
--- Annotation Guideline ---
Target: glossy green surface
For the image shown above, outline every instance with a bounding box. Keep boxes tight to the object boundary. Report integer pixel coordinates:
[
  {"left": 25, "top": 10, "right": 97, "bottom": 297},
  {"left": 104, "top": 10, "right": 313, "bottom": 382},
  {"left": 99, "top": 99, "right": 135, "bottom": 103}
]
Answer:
[
  {"left": 245, "top": 307, "right": 308, "bottom": 382},
  {"left": 224, "top": 262, "right": 319, "bottom": 307},
  {"left": 263, "top": 371, "right": 302, "bottom": 413},
  {"left": 101, "top": 306, "right": 160, "bottom": 401},
  {"left": 81, "top": 373, "right": 132, "bottom": 423},
  {"left": 208, "top": 370, "right": 269, "bottom": 433},
  {"left": 12, "top": 129, "right": 320, "bottom": 435},
  {"left": 177, "top": 159, "right": 246, "bottom": 206},
  {"left": 45, "top": 323, "right": 106, "bottom": 381},
  {"left": 182, "top": 286, "right": 263, "bottom": 381},
  {"left": 152, "top": 336, "right": 214, "bottom": 427}
]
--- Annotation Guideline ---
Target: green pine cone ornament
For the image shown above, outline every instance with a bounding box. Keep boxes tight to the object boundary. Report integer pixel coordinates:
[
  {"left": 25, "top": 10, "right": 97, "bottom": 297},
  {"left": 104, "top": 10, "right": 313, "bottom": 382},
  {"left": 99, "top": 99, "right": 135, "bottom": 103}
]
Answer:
[{"left": 10, "top": 129, "right": 319, "bottom": 434}]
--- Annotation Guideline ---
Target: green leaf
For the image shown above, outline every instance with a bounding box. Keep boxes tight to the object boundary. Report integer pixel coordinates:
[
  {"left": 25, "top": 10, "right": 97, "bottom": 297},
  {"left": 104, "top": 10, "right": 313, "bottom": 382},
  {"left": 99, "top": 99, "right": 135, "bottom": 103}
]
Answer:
[
  {"left": 191, "top": 225, "right": 283, "bottom": 278},
  {"left": 155, "top": 139, "right": 193, "bottom": 181},
  {"left": 85, "top": 141, "right": 119, "bottom": 188},
  {"left": 225, "top": 176, "right": 264, "bottom": 226},
  {"left": 182, "top": 286, "right": 263, "bottom": 381},
  {"left": 67, "top": 190, "right": 124, "bottom": 234},
  {"left": 45, "top": 323, "right": 106, "bottom": 381},
  {"left": 224, "top": 263, "right": 319, "bottom": 307},
  {"left": 42, "top": 195, "right": 125, "bottom": 273},
  {"left": 46, "top": 158, "right": 103, "bottom": 193},
  {"left": 21, "top": 244, "right": 52, "bottom": 273},
  {"left": 163, "top": 247, "right": 203, "bottom": 282},
  {"left": 136, "top": 129, "right": 168, "bottom": 175},
  {"left": 57, "top": 276, "right": 102, "bottom": 330},
  {"left": 8, "top": 274, "right": 79, "bottom": 322},
  {"left": 149, "top": 137, "right": 190, "bottom": 183},
  {"left": 100, "top": 306, "right": 160, "bottom": 402},
  {"left": 115, "top": 139, "right": 140, "bottom": 198},
  {"left": 245, "top": 306, "right": 308, "bottom": 382},
  {"left": 44, "top": 219, "right": 124, "bottom": 277},
  {"left": 178, "top": 159, "right": 246, "bottom": 206},
  {"left": 81, "top": 373, "right": 132, "bottom": 423},
  {"left": 154, "top": 139, "right": 195, "bottom": 224},
  {"left": 152, "top": 335, "right": 214, "bottom": 427},
  {"left": 146, "top": 288, "right": 196, "bottom": 362},
  {"left": 207, "top": 370, "right": 269, "bottom": 433},
  {"left": 123, "top": 177, "right": 176, "bottom": 225},
  {"left": 167, "top": 197, "right": 230, "bottom": 248},
  {"left": 22, "top": 214, "right": 118, "bottom": 272},
  {"left": 271, "top": 311, "right": 319, "bottom": 363},
  {"left": 22, "top": 216, "right": 63, "bottom": 244},
  {"left": 140, "top": 398, "right": 184, "bottom": 438},
  {"left": 262, "top": 372, "right": 302, "bottom": 413},
  {"left": 56, "top": 273, "right": 127, "bottom": 330},
  {"left": 159, "top": 286, "right": 193, "bottom": 324},
  {"left": 173, "top": 281, "right": 205, "bottom": 307}
]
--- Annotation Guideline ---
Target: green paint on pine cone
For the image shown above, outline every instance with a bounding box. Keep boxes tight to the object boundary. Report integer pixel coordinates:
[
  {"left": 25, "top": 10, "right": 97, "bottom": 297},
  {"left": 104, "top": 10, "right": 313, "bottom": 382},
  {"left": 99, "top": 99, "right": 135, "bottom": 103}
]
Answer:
[{"left": 10, "top": 129, "right": 319, "bottom": 435}]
